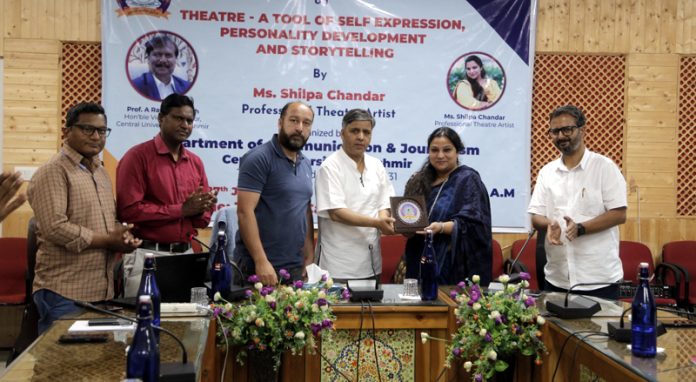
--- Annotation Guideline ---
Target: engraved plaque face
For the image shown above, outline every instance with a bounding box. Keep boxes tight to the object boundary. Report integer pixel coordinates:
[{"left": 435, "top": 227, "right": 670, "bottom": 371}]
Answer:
[{"left": 390, "top": 196, "right": 428, "bottom": 233}]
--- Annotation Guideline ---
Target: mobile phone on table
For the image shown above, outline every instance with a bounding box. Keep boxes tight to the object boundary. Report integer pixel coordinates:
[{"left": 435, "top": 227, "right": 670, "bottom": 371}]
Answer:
[
  {"left": 87, "top": 318, "right": 129, "bottom": 326},
  {"left": 58, "top": 333, "right": 109, "bottom": 344}
]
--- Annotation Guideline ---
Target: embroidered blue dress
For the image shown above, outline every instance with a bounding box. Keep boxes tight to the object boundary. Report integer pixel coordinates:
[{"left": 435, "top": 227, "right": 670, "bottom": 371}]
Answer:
[{"left": 404, "top": 165, "right": 493, "bottom": 286}]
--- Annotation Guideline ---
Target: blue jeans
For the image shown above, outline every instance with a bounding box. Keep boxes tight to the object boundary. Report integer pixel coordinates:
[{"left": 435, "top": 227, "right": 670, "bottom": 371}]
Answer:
[{"left": 33, "top": 289, "right": 81, "bottom": 334}]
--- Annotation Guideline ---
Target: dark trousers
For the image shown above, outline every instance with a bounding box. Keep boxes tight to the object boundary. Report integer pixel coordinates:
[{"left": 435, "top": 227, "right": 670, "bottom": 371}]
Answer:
[{"left": 545, "top": 281, "right": 620, "bottom": 300}]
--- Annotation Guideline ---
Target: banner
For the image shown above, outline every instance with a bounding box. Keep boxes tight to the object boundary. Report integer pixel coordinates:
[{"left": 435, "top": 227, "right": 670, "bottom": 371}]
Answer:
[{"left": 102, "top": 0, "right": 537, "bottom": 232}]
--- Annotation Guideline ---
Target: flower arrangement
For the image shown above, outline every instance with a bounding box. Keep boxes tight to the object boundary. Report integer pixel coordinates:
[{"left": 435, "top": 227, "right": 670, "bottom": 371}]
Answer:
[
  {"left": 446, "top": 273, "right": 547, "bottom": 381},
  {"left": 211, "top": 269, "right": 348, "bottom": 370}
]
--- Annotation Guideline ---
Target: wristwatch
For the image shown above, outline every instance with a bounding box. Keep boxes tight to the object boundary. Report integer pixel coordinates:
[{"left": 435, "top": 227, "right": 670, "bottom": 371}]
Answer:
[{"left": 576, "top": 223, "right": 586, "bottom": 237}]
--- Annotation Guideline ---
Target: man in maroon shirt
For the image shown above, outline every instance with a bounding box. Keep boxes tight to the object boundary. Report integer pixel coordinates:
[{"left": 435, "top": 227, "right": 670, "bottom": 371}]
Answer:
[{"left": 116, "top": 93, "right": 216, "bottom": 296}]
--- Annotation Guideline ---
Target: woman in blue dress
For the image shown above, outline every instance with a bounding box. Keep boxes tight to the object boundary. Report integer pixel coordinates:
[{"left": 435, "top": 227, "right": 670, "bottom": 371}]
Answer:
[{"left": 403, "top": 127, "right": 492, "bottom": 286}]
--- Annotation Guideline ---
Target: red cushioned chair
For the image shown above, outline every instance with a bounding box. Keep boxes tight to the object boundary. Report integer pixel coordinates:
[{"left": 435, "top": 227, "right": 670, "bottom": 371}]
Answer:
[
  {"left": 380, "top": 235, "right": 407, "bottom": 285},
  {"left": 618, "top": 240, "right": 681, "bottom": 306},
  {"left": 0, "top": 238, "right": 28, "bottom": 305},
  {"left": 507, "top": 238, "right": 539, "bottom": 291},
  {"left": 661, "top": 241, "right": 696, "bottom": 309},
  {"left": 491, "top": 239, "right": 504, "bottom": 280}
]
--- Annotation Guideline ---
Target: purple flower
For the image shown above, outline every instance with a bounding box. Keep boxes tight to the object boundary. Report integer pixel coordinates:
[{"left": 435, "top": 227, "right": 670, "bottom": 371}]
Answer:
[
  {"left": 269, "top": 301, "right": 276, "bottom": 309},
  {"left": 449, "top": 290, "right": 458, "bottom": 301},
  {"left": 457, "top": 281, "right": 467, "bottom": 291},
  {"left": 451, "top": 347, "right": 462, "bottom": 357},
  {"left": 278, "top": 268, "right": 291, "bottom": 280},
  {"left": 525, "top": 296, "right": 536, "bottom": 307},
  {"left": 284, "top": 305, "right": 292, "bottom": 313},
  {"left": 321, "top": 274, "right": 328, "bottom": 282},
  {"left": 485, "top": 333, "right": 492, "bottom": 342},
  {"left": 341, "top": 288, "right": 351, "bottom": 300},
  {"left": 317, "top": 298, "right": 328, "bottom": 307},
  {"left": 213, "top": 307, "right": 222, "bottom": 317},
  {"left": 248, "top": 274, "right": 260, "bottom": 283},
  {"left": 244, "top": 289, "right": 253, "bottom": 298},
  {"left": 310, "top": 323, "right": 322, "bottom": 335},
  {"left": 495, "top": 316, "right": 504, "bottom": 325},
  {"left": 293, "top": 280, "right": 304, "bottom": 289},
  {"left": 519, "top": 272, "right": 531, "bottom": 281},
  {"left": 469, "top": 289, "right": 481, "bottom": 303},
  {"left": 475, "top": 374, "right": 483, "bottom": 382},
  {"left": 260, "top": 287, "right": 272, "bottom": 296},
  {"left": 322, "top": 319, "right": 332, "bottom": 328}
]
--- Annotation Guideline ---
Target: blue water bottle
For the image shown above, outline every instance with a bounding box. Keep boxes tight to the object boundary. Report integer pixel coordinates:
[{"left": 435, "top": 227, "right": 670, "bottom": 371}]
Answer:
[
  {"left": 126, "top": 295, "right": 160, "bottom": 381},
  {"left": 420, "top": 229, "right": 439, "bottom": 301},
  {"left": 137, "top": 252, "right": 161, "bottom": 329},
  {"left": 631, "top": 262, "right": 656, "bottom": 357},
  {"left": 211, "top": 229, "right": 232, "bottom": 298}
]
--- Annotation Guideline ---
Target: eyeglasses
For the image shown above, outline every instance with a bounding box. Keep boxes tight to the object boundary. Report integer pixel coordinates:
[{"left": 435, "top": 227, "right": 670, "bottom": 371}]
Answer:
[
  {"left": 547, "top": 125, "right": 580, "bottom": 137},
  {"left": 72, "top": 124, "right": 112, "bottom": 137}
]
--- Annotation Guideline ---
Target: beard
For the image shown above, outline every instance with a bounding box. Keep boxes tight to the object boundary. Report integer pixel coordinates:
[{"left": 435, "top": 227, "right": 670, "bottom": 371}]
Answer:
[
  {"left": 278, "top": 129, "right": 307, "bottom": 152},
  {"left": 554, "top": 136, "right": 581, "bottom": 155}
]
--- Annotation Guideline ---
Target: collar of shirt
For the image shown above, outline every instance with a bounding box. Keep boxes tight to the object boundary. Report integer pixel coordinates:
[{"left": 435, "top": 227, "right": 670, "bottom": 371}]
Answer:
[
  {"left": 61, "top": 142, "right": 101, "bottom": 172},
  {"left": 554, "top": 148, "right": 592, "bottom": 173},
  {"left": 152, "top": 74, "right": 176, "bottom": 99},
  {"left": 269, "top": 133, "right": 305, "bottom": 162},
  {"left": 154, "top": 133, "right": 189, "bottom": 161},
  {"left": 337, "top": 147, "right": 369, "bottom": 172}
]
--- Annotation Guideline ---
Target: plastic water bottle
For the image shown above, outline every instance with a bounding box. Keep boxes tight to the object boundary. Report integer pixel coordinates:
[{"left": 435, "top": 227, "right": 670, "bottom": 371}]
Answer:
[
  {"left": 126, "top": 295, "right": 160, "bottom": 381},
  {"left": 631, "top": 262, "right": 656, "bottom": 357},
  {"left": 137, "top": 253, "right": 161, "bottom": 329},
  {"left": 420, "top": 229, "right": 439, "bottom": 301},
  {"left": 211, "top": 229, "right": 232, "bottom": 298}
]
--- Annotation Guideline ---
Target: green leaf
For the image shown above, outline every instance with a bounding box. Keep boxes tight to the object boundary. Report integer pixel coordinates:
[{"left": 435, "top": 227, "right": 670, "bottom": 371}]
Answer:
[{"left": 494, "top": 359, "right": 509, "bottom": 372}]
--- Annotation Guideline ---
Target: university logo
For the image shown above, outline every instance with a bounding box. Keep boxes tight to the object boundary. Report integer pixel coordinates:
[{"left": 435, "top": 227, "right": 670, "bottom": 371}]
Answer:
[{"left": 115, "top": 0, "right": 171, "bottom": 18}]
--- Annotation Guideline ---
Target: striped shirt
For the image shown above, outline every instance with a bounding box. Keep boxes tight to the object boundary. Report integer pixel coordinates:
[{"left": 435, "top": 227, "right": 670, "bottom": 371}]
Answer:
[{"left": 28, "top": 143, "right": 117, "bottom": 302}]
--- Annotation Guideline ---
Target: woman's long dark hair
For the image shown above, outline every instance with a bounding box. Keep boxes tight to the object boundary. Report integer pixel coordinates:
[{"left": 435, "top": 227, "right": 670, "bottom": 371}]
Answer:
[
  {"left": 464, "top": 55, "right": 487, "bottom": 102},
  {"left": 404, "top": 127, "right": 465, "bottom": 197}
]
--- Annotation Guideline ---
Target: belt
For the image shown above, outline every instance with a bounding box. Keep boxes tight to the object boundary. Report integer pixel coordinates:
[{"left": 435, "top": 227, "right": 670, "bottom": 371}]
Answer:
[{"left": 140, "top": 240, "right": 191, "bottom": 253}]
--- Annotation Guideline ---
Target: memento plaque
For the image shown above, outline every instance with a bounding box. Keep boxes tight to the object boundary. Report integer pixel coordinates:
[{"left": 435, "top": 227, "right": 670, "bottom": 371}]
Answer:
[{"left": 390, "top": 196, "right": 428, "bottom": 233}]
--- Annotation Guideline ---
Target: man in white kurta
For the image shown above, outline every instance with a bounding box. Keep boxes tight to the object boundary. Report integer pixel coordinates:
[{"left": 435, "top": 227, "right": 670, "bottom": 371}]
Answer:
[
  {"left": 528, "top": 105, "right": 627, "bottom": 300},
  {"left": 315, "top": 109, "right": 395, "bottom": 281}
]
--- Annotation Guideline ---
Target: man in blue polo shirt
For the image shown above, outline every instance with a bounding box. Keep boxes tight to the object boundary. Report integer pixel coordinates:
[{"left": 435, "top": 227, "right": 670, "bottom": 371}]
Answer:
[{"left": 233, "top": 101, "right": 315, "bottom": 285}]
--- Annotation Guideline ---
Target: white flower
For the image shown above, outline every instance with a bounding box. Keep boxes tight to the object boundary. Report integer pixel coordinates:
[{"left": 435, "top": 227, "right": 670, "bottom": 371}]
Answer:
[
  {"left": 254, "top": 282, "right": 263, "bottom": 290},
  {"left": 464, "top": 361, "right": 472, "bottom": 372},
  {"left": 472, "top": 275, "right": 480, "bottom": 283},
  {"left": 420, "top": 332, "right": 429, "bottom": 344},
  {"left": 213, "top": 292, "right": 222, "bottom": 302},
  {"left": 521, "top": 280, "right": 530, "bottom": 288},
  {"left": 472, "top": 302, "right": 482, "bottom": 311},
  {"left": 321, "top": 304, "right": 328, "bottom": 311},
  {"left": 490, "top": 311, "right": 501, "bottom": 320},
  {"left": 224, "top": 303, "right": 233, "bottom": 311},
  {"left": 255, "top": 318, "right": 265, "bottom": 327},
  {"left": 295, "top": 331, "right": 305, "bottom": 340},
  {"left": 479, "top": 328, "right": 487, "bottom": 336},
  {"left": 311, "top": 304, "right": 319, "bottom": 312},
  {"left": 318, "top": 291, "right": 327, "bottom": 299},
  {"left": 537, "top": 316, "right": 546, "bottom": 325},
  {"left": 488, "top": 350, "right": 497, "bottom": 361},
  {"left": 265, "top": 295, "right": 276, "bottom": 304},
  {"left": 498, "top": 274, "right": 510, "bottom": 283},
  {"left": 326, "top": 279, "right": 334, "bottom": 288}
]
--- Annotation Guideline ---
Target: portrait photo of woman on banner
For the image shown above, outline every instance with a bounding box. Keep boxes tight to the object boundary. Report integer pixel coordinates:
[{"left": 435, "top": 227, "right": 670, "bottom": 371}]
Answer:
[{"left": 449, "top": 52, "right": 505, "bottom": 111}]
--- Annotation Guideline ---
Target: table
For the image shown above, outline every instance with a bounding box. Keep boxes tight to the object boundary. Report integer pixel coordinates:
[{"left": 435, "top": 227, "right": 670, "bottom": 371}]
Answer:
[
  {"left": 540, "top": 293, "right": 696, "bottom": 381},
  {"left": 217, "top": 284, "right": 459, "bottom": 382},
  {"left": 0, "top": 313, "right": 211, "bottom": 381}
]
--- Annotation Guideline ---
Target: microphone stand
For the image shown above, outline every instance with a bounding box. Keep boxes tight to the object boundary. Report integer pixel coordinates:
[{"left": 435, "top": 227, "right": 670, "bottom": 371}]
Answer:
[
  {"left": 545, "top": 281, "right": 630, "bottom": 319},
  {"left": 500, "top": 229, "right": 536, "bottom": 283},
  {"left": 607, "top": 306, "right": 684, "bottom": 342},
  {"left": 74, "top": 300, "right": 196, "bottom": 382}
]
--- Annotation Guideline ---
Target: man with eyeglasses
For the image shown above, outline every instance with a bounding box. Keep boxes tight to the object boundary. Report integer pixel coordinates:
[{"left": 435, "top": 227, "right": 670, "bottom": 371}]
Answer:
[
  {"left": 28, "top": 102, "right": 142, "bottom": 333},
  {"left": 528, "top": 105, "right": 627, "bottom": 300},
  {"left": 131, "top": 34, "right": 192, "bottom": 101},
  {"left": 116, "top": 93, "right": 216, "bottom": 297}
]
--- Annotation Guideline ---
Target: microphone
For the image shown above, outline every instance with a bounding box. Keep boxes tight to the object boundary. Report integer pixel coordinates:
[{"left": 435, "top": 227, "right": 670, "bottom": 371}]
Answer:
[
  {"left": 606, "top": 306, "right": 669, "bottom": 342},
  {"left": 347, "top": 244, "right": 384, "bottom": 302},
  {"left": 545, "top": 281, "right": 631, "bottom": 319},
  {"left": 74, "top": 300, "right": 196, "bottom": 382},
  {"left": 499, "top": 228, "right": 536, "bottom": 283}
]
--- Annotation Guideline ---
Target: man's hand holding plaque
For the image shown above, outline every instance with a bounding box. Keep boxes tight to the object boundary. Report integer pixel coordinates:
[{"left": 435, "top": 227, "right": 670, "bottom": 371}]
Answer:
[{"left": 390, "top": 196, "right": 428, "bottom": 233}]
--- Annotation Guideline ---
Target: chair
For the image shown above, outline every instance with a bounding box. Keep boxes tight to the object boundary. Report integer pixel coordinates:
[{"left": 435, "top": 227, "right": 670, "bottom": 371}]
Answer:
[
  {"left": 618, "top": 241, "right": 681, "bottom": 306},
  {"left": 380, "top": 235, "right": 407, "bottom": 285},
  {"left": 7, "top": 218, "right": 39, "bottom": 364},
  {"left": 0, "top": 238, "right": 29, "bottom": 305},
  {"left": 491, "top": 239, "right": 504, "bottom": 280},
  {"left": 507, "top": 238, "right": 540, "bottom": 290},
  {"left": 661, "top": 241, "right": 696, "bottom": 308}
]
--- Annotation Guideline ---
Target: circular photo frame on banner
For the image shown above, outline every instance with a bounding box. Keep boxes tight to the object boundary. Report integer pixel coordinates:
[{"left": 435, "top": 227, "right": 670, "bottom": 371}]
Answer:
[
  {"left": 447, "top": 52, "right": 506, "bottom": 111},
  {"left": 126, "top": 30, "right": 198, "bottom": 102}
]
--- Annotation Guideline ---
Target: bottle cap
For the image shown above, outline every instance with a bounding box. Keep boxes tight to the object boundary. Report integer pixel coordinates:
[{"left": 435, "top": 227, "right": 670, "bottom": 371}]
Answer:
[
  {"left": 639, "top": 262, "right": 649, "bottom": 268},
  {"left": 145, "top": 252, "right": 155, "bottom": 259},
  {"left": 138, "top": 295, "right": 152, "bottom": 304}
]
